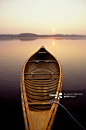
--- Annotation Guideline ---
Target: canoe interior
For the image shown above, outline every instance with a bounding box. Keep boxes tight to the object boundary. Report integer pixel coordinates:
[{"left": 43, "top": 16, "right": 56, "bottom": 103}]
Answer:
[
  {"left": 21, "top": 46, "right": 63, "bottom": 130},
  {"left": 24, "top": 47, "right": 60, "bottom": 110}
]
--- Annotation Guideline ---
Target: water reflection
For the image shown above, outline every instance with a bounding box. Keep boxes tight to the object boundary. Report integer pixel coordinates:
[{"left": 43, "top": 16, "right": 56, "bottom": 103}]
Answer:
[
  {"left": 0, "top": 38, "right": 86, "bottom": 91},
  {"left": 0, "top": 37, "right": 86, "bottom": 41},
  {"left": 53, "top": 41, "right": 55, "bottom": 46}
]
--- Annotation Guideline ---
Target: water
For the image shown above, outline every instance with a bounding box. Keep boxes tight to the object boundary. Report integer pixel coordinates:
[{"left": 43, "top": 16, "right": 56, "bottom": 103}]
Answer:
[{"left": 0, "top": 37, "right": 86, "bottom": 130}]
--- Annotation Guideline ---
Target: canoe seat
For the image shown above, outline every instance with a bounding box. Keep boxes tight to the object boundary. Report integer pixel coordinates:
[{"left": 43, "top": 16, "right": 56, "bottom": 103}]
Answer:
[
  {"left": 27, "top": 60, "right": 57, "bottom": 63},
  {"left": 28, "top": 102, "right": 51, "bottom": 111},
  {"left": 38, "top": 52, "right": 46, "bottom": 53},
  {"left": 24, "top": 72, "right": 60, "bottom": 75},
  {"left": 28, "top": 102, "right": 50, "bottom": 105}
]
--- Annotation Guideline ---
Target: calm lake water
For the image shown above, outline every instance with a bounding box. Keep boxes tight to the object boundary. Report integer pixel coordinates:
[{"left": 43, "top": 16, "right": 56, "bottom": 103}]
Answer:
[{"left": 0, "top": 37, "right": 86, "bottom": 130}]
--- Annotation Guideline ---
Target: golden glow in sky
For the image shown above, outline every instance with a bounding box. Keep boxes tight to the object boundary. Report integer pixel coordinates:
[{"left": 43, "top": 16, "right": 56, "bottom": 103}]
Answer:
[
  {"left": 0, "top": 0, "right": 86, "bottom": 35},
  {"left": 53, "top": 29, "right": 55, "bottom": 32}
]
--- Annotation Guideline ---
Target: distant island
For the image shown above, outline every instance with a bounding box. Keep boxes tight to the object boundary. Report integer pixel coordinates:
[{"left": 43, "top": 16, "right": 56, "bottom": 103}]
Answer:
[
  {"left": 0, "top": 33, "right": 86, "bottom": 38},
  {"left": 0, "top": 33, "right": 86, "bottom": 41}
]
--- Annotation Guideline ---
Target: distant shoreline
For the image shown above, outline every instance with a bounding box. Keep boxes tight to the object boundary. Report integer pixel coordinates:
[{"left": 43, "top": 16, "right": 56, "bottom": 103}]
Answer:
[
  {"left": 0, "top": 33, "right": 86, "bottom": 38},
  {"left": 0, "top": 33, "right": 86, "bottom": 41}
]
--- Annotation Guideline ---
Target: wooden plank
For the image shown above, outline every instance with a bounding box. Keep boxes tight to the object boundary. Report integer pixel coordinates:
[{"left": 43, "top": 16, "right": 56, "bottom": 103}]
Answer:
[
  {"left": 25, "top": 84, "right": 57, "bottom": 92},
  {"left": 25, "top": 77, "right": 58, "bottom": 83},
  {"left": 25, "top": 83, "right": 57, "bottom": 91},
  {"left": 25, "top": 77, "right": 58, "bottom": 80},
  {"left": 24, "top": 72, "right": 60, "bottom": 75},
  {"left": 25, "top": 81, "right": 58, "bottom": 87},
  {"left": 28, "top": 102, "right": 50, "bottom": 105},
  {"left": 27, "top": 60, "right": 58, "bottom": 63},
  {"left": 30, "top": 111, "right": 50, "bottom": 130},
  {"left": 42, "top": 102, "right": 58, "bottom": 130},
  {"left": 47, "top": 104, "right": 58, "bottom": 130},
  {"left": 25, "top": 88, "right": 56, "bottom": 97},
  {"left": 39, "top": 51, "right": 46, "bottom": 53},
  {"left": 27, "top": 61, "right": 39, "bottom": 63},
  {"left": 26, "top": 92, "right": 55, "bottom": 100}
]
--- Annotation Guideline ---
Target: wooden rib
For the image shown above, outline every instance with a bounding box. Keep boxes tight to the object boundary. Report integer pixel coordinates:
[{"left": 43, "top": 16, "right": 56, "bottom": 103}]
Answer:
[
  {"left": 24, "top": 82, "right": 58, "bottom": 91},
  {"left": 25, "top": 78, "right": 59, "bottom": 84},
  {"left": 25, "top": 85, "right": 57, "bottom": 93},
  {"left": 24, "top": 79, "right": 58, "bottom": 87},
  {"left": 25, "top": 80, "right": 59, "bottom": 86},
  {"left": 26, "top": 94, "right": 54, "bottom": 102},
  {"left": 27, "top": 97, "right": 54, "bottom": 103},
  {"left": 25, "top": 62, "right": 59, "bottom": 74},
  {"left": 25, "top": 81, "right": 59, "bottom": 86},
  {"left": 25, "top": 83, "right": 58, "bottom": 90},
  {"left": 25, "top": 85, "right": 57, "bottom": 94},
  {"left": 24, "top": 77, "right": 58, "bottom": 84},
  {"left": 25, "top": 63, "right": 34, "bottom": 72},
  {"left": 25, "top": 88, "right": 56, "bottom": 97},
  {"left": 26, "top": 92, "right": 55, "bottom": 100},
  {"left": 49, "top": 63, "right": 59, "bottom": 73},
  {"left": 24, "top": 79, "right": 58, "bottom": 86}
]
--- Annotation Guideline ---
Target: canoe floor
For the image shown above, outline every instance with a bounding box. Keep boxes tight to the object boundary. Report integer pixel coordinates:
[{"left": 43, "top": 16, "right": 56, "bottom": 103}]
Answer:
[
  {"left": 24, "top": 102, "right": 58, "bottom": 130},
  {"left": 30, "top": 111, "right": 49, "bottom": 130}
]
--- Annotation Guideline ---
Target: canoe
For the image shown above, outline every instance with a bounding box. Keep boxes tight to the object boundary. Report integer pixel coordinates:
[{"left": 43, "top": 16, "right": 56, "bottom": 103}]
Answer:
[{"left": 20, "top": 46, "right": 63, "bottom": 130}]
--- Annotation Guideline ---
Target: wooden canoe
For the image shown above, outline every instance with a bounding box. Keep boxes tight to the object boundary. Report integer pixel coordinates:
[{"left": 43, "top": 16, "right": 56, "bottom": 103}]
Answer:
[{"left": 20, "top": 46, "right": 63, "bottom": 130}]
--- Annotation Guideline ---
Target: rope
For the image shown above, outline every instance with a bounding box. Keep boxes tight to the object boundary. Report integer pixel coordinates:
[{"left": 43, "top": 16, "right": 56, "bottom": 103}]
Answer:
[{"left": 50, "top": 100, "right": 86, "bottom": 130}]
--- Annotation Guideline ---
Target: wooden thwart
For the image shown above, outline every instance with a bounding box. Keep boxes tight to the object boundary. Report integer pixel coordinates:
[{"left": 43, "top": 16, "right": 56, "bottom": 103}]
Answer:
[{"left": 27, "top": 60, "right": 57, "bottom": 63}]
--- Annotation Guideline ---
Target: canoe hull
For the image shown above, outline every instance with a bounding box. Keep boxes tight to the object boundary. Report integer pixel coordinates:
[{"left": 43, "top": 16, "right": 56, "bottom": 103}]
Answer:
[{"left": 20, "top": 46, "right": 63, "bottom": 130}]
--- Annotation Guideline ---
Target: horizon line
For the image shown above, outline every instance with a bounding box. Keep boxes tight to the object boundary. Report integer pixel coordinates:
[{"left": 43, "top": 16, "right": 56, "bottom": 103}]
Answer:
[{"left": 0, "top": 33, "right": 86, "bottom": 36}]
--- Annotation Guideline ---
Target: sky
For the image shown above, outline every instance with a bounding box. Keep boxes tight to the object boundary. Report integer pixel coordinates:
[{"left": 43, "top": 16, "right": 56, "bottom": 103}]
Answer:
[{"left": 0, "top": 0, "right": 86, "bottom": 35}]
